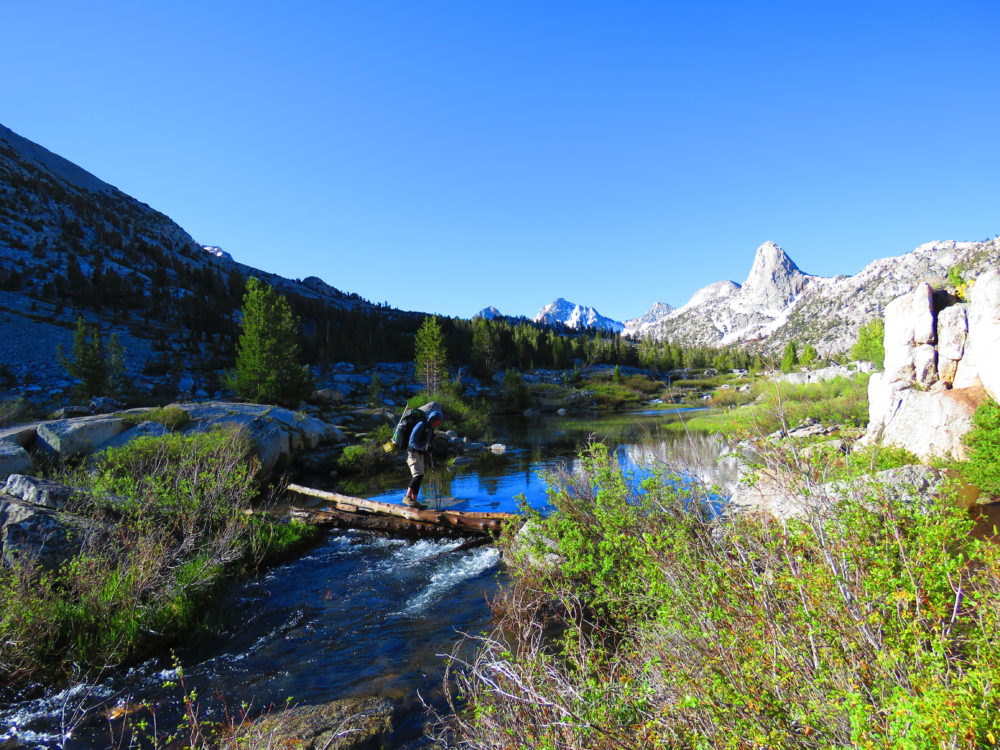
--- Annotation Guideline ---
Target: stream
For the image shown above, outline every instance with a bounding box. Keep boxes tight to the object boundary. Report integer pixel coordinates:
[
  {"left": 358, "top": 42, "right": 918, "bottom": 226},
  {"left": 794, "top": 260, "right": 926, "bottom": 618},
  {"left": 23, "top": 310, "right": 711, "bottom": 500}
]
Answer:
[{"left": 0, "top": 408, "right": 738, "bottom": 748}]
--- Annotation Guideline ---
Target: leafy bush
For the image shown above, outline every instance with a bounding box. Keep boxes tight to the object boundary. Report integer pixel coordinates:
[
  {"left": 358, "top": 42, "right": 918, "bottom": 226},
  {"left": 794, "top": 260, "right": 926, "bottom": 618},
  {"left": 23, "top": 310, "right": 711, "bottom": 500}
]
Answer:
[
  {"left": 0, "top": 429, "right": 316, "bottom": 684},
  {"left": 122, "top": 405, "right": 190, "bottom": 431},
  {"left": 851, "top": 318, "right": 885, "bottom": 368},
  {"left": 443, "top": 443, "right": 1000, "bottom": 748},
  {"left": 89, "top": 429, "right": 259, "bottom": 530},
  {"left": 584, "top": 380, "right": 645, "bottom": 409},
  {"left": 622, "top": 374, "right": 663, "bottom": 394},
  {"left": 407, "top": 391, "right": 490, "bottom": 440},
  {"left": 708, "top": 387, "right": 755, "bottom": 408},
  {"left": 961, "top": 398, "right": 1000, "bottom": 496}
]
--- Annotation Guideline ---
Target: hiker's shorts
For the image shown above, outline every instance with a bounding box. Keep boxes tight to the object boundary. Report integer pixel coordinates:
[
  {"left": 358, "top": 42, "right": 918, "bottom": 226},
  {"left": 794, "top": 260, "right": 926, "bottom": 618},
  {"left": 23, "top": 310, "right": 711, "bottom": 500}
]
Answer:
[{"left": 407, "top": 450, "right": 425, "bottom": 478}]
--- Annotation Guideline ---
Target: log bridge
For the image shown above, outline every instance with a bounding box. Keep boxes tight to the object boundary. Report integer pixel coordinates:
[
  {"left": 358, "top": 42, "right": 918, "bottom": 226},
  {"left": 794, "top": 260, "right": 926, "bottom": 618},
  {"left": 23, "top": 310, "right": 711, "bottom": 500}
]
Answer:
[{"left": 286, "top": 484, "right": 523, "bottom": 543}]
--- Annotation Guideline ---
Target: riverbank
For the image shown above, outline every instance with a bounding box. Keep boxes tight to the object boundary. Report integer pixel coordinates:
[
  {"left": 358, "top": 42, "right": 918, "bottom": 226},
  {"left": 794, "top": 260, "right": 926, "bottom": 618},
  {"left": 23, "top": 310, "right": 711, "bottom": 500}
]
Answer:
[{"left": 0, "top": 429, "right": 319, "bottom": 689}]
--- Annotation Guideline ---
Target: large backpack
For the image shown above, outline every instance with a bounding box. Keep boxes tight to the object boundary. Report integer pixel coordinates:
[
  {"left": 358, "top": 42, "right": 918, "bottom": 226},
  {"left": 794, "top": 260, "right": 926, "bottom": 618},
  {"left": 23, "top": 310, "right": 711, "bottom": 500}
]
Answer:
[{"left": 387, "top": 407, "right": 429, "bottom": 452}]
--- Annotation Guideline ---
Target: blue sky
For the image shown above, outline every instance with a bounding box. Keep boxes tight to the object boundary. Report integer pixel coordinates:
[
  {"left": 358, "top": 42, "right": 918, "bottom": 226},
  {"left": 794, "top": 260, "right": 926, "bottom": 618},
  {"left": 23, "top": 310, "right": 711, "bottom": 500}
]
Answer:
[{"left": 4, "top": 1, "right": 998, "bottom": 322}]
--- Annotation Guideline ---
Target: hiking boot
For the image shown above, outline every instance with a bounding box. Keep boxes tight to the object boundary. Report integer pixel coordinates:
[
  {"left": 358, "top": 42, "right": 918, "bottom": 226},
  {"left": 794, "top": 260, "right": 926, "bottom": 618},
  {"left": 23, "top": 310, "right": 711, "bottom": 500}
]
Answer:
[{"left": 402, "top": 494, "right": 426, "bottom": 510}]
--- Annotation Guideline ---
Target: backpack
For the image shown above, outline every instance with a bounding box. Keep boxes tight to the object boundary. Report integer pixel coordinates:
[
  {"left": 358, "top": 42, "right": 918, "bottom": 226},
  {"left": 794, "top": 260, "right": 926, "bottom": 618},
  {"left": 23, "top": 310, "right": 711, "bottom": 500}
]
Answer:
[{"left": 386, "top": 407, "right": 429, "bottom": 452}]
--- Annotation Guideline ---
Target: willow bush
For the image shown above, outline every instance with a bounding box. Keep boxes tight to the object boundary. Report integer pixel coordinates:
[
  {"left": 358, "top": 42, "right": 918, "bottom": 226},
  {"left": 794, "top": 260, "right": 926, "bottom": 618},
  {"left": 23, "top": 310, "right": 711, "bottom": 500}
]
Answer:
[
  {"left": 0, "top": 429, "right": 317, "bottom": 683},
  {"left": 441, "top": 443, "right": 1000, "bottom": 749}
]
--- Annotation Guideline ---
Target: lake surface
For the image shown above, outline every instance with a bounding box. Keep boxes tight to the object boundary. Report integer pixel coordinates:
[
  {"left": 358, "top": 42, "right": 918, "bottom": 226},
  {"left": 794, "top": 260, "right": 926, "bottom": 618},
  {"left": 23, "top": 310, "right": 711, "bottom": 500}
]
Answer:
[{"left": 0, "top": 408, "right": 736, "bottom": 748}]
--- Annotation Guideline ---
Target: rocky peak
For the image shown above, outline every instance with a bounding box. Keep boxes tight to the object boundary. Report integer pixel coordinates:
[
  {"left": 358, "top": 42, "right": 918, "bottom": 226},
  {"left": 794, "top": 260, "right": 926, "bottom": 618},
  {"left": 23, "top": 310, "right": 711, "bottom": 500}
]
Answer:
[
  {"left": 624, "top": 302, "right": 675, "bottom": 337},
  {"left": 534, "top": 298, "right": 624, "bottom": 332},
  {"left": 475, "top": 306, "right": 503, "bottom": 320},
  {"left": 739, "top": 241, "right": 811, "bottom": 311}
]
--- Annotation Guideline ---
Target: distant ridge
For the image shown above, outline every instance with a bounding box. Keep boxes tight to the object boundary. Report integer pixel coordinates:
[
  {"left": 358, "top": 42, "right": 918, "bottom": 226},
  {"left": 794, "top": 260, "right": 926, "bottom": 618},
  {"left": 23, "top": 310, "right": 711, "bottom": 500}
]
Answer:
[
  {"left": 533, "top": 298, "right": 624, "bottom": 332},
  {"left": 640, "top": 238, "right": 1000, "bottom": 354}
]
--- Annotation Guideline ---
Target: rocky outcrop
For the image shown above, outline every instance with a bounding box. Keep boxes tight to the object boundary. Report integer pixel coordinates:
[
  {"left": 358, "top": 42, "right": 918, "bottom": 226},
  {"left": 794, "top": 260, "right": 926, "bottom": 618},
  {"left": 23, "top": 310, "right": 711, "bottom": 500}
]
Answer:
[
  {"left": 730, "top": 465, "right": 948, "bottom": 520},
  {"left": 0, "top": 441, "right": 32, "bottom": 477},
  {"left": 244, "top": 696, "right": 393, "bottom": 750},
  {"left": 0, "top": 402, "right": 351, "bottom": 481},
  {"left": 777, "top": 362, "right": 874, "bottom": 386},
  {"left": 36, "top": 416, "right": 129, "bottom": 456},
  {"left": 862, "top": 270, "right": 1000, "bottom": 459},
  {"left": 0, "top": 476, "right": 100, "bottom": 569}
]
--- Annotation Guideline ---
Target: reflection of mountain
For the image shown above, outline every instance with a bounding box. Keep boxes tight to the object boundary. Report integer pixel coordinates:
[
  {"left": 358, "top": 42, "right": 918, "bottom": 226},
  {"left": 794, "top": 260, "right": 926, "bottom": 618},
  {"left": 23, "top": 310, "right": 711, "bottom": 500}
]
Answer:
[{"left": 622, "top": 433, "right": 741, "bottom": 494}]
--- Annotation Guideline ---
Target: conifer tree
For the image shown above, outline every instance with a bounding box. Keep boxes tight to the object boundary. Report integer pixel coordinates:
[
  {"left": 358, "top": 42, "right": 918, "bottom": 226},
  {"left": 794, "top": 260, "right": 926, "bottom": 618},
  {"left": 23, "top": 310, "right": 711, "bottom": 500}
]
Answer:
[
  {"left": 780, "top": 341, "right": 799, "bottom": 373},
  {"left": 58, "top": 317, "right": 128, "bottom": 397},
  {"left": 226, "top": 277, "right": 314, "bottom": 407},
  {"left": 415, "top": 315, "right": 448, "bottom": 395}
]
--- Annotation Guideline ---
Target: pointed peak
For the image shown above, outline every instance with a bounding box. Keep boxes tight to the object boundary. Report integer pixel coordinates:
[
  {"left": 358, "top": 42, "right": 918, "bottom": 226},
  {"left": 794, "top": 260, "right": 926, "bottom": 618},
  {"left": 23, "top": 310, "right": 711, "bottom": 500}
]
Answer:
[{"left": 751, "top": 241, "right": 800, "bottom": 272}]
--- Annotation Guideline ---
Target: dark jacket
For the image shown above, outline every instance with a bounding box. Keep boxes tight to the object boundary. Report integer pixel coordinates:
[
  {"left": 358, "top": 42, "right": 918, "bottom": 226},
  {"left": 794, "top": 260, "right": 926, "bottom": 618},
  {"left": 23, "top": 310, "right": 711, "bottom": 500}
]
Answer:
[{"left": 408, "top": 409, "right": 442, "bottom": 452}]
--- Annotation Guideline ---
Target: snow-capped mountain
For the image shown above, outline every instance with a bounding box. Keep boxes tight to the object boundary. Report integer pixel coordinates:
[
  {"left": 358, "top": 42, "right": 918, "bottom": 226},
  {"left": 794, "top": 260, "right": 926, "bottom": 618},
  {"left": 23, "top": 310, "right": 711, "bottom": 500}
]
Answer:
[
  {"left": 534, "top": 298, "right": 624, "bottom": 332},
  {"left": 623, "top": 302, "right": 674, "bottom": 337},
  {"left": 642, "top": 238, "right": 1000, "bottom": 354},
  {"left": 474, "top": 306, "right": 504, "bottom": 320}
]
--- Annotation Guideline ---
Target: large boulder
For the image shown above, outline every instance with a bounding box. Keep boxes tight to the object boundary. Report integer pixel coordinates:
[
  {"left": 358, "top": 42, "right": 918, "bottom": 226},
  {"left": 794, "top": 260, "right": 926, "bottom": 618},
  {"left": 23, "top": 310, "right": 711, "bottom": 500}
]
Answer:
[
  {"left": 177, "top": 402, "right": 344, "bottom": 478},
  {"left": 954, "top": 269, "right": 1000, "bottom": 398},
  {"left": 0, "top": 423, "right": 41, "bottom": 448},
  {"left": 0, "top": 496, "right": 99, "bottom": 569},
  {"left": 867, "top": 385, "right": 985, "bottom": 460},
  {"left": 864, "top": 274, "right": 998, "bottom": 459},
  {"left": 729, "top": 465, "right": 950, "bottom": 521},
  {"left": 95, "top": 421, "right": 169, "bottom": 453},
  {"left": 0, "top": 441, "right": 32, "bottom": 479},
  {"left": 36, "top": 416, "right": 129, "bottom": 457},
  {"left": 882, "top": 282, "right": 935, "bottom": 385},
  {"left": 3, "top": 474, "right": 75, "bottom": 509},
  {"left": 244, "top": 696, "right": 393, "bottom": 750}
]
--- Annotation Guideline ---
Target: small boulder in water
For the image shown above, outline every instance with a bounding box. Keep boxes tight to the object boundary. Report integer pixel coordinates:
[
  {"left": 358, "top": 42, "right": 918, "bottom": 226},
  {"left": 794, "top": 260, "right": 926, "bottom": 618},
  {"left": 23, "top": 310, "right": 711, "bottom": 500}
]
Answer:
[{"left": 242, "top": 695, "right": 393, "bottom": 749}]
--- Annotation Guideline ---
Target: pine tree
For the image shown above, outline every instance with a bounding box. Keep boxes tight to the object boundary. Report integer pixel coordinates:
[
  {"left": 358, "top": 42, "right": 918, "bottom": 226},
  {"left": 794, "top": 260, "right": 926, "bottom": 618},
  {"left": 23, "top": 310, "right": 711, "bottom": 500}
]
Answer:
[
  {"left": 226, "top": 277, "right": 314, "bottom": 407},
  {"left": 780, "top": 341, "right": 799, "bottom": 373},
  {"left": 58, "top": 317, "right": 127, "bottom": 397},
  {"left": 414, "top": 315, "right": 448, "bottom": 395}
]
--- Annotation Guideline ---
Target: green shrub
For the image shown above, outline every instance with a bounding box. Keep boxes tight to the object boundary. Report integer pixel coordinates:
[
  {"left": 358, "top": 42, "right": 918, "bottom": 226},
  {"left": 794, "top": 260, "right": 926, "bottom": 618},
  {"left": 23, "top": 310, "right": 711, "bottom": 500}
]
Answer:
[
  {"left": 407, "top": 391, "right": 490, "bottom": 440},
  {"left": 446, "top": 443, "right": 1000, "bottom": 749},
  {"left": 622, "top": 374, "right": 663, "bottom": 394},
  {"left": 961, "top": 398, "right": 1000, "bottom": 496},
  {"left": 337, "top": 443, "right": 384, "bottom": 474},
  {"left": 122, "top": 404, "right": 190, "bottom": 431},
  {"left": 501, "top": 369, "right": 529, "bottom": 411},
  {"left": 89, "top": 428, "right": 259, "bottom": 529},
  {"left": 852, "top": 318, "right": 886, "bottom": 368},
  {"left": 668, "top": 374, "right": 870, "bottom": 435},
  {"left": 584, "top": 380, "right": 644, "bottom": 409},
  {"left": 708, "top": 387, "right": 755, "bottom": 408},
  {"left": 0, "top": 429, "right": 314, "bottom": 684}
]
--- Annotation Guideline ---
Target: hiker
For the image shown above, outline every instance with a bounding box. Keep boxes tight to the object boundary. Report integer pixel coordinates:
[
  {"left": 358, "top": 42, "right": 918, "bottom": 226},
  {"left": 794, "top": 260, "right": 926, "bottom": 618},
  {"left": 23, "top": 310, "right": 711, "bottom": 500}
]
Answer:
[{"left": 403, "top": 408, "right": 443, "bottom": 508}]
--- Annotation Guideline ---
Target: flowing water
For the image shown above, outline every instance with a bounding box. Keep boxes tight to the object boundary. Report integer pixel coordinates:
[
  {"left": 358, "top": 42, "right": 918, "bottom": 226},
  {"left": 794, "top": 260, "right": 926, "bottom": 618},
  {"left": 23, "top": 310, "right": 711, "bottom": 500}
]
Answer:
[{"left": 0, "top": 408, "right": 737, "bottom": 748}]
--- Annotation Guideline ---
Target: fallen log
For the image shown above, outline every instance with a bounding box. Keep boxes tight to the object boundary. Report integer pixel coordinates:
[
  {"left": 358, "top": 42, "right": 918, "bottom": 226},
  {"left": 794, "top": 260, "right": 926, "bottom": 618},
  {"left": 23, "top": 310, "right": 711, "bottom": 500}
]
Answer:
[{"left": 286, "top": 483, "right": 523, "bottom": 540}]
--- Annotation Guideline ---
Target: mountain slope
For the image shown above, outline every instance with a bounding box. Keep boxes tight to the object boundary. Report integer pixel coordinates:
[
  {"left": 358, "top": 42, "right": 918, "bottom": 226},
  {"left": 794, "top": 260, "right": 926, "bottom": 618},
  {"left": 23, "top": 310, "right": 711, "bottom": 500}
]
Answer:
[
  {"left": 643, "top": 238, "right": 1000, "bottom": 354},
  {"left": 0, "top": 122, "right": 406, "bottom": 391}
]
